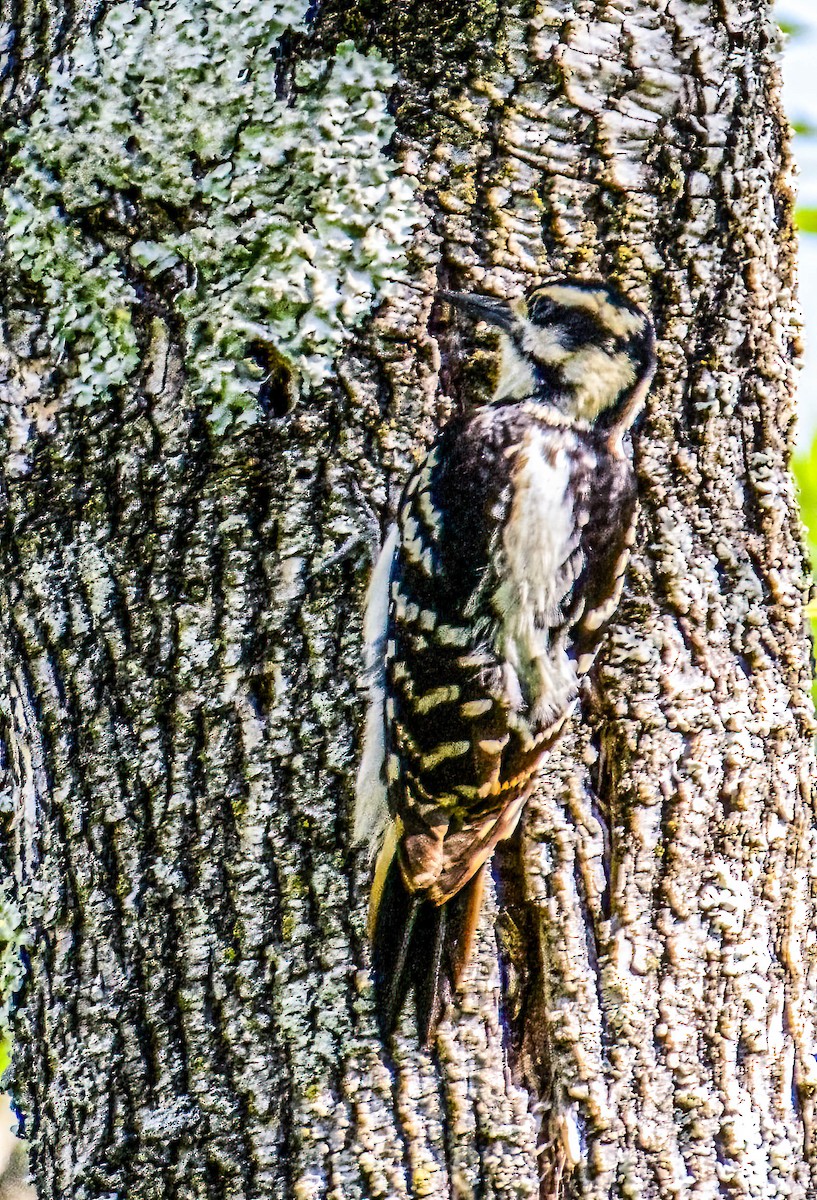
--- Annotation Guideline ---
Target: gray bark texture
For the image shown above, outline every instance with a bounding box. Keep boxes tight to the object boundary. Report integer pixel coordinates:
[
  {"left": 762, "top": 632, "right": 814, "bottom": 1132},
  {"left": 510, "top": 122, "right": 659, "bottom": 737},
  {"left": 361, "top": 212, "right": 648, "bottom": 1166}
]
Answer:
[{"left": 0, "top": 0, "right": 815, "bottom": 1198}]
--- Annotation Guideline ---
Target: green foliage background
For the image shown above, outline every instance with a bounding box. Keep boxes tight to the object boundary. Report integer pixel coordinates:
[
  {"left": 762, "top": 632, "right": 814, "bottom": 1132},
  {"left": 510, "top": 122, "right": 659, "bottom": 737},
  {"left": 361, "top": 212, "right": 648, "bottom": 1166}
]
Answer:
[
  {"left": 793, "top": 439, "right": 817, "bottom": 687},
  {"left": 783, "top": 11, "right": 817, "bottom": 698}
]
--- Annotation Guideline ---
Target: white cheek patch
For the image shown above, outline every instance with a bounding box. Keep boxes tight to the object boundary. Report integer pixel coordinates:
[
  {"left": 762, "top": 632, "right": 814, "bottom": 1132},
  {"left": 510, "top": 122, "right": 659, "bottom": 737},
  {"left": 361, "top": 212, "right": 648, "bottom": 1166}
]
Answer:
[
  {"left": 493, "top": 338, "right": 538, "bottom": 401},
  {"left": 560, "top": 347, "right": 636, "bottom": 421},
  {"left": 520, "top": 325, "right": 569, "bottom": 366}
]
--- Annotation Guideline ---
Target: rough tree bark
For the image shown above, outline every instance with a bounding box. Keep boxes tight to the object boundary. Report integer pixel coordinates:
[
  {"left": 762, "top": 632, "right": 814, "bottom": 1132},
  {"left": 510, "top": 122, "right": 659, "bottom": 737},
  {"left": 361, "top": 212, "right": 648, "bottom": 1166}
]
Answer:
[{"left": 0, "top": 0, "right": 815, "bottom": 1197}]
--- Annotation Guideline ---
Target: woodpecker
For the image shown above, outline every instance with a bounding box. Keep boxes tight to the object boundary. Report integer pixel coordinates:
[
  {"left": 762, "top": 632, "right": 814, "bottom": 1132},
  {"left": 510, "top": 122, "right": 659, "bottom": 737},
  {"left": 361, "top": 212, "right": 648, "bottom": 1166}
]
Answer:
[{"left": 355, "top": 278, "right": 656, "bottom": 1043}]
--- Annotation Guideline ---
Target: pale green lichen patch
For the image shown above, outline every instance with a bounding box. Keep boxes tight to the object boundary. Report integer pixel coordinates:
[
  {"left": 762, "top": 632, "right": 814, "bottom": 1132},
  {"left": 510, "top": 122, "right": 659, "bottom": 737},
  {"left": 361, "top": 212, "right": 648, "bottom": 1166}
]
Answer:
[
  {"left": 2, "top": 0, "right": 424, "bottom": 431},
  {"left": 3, "top": 169, "right": 140, "bottom": 411},
  {"left": 0, "top": 888, "right": 23, "bottom": 1078}
]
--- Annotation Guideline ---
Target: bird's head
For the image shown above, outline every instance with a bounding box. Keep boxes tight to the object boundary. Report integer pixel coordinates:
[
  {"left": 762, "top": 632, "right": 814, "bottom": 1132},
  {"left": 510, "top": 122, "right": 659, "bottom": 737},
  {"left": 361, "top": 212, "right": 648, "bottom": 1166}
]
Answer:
[{"left": 441, "top": 279, "right": 656, "bottom": 435}]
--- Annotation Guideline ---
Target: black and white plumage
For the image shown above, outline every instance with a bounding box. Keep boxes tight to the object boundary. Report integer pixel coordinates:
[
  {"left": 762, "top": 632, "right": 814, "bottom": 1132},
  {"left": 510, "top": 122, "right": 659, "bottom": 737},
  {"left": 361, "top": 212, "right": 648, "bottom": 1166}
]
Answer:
[{"left": 356, "top": 278, "right": 657, "bottom": 1043}]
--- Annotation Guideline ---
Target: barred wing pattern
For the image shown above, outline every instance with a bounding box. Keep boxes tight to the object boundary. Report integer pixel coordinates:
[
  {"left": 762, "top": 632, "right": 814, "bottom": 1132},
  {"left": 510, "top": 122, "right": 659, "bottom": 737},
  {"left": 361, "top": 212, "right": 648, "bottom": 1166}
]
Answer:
[{"left": 383, "top": 402, "right": 638, "bottom": 904}]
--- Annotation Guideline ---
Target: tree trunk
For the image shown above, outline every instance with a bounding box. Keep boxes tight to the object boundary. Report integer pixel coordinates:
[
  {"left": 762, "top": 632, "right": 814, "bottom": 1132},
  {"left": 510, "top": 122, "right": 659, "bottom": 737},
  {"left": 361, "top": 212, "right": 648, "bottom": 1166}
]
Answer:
[{"left": 1, "top": 0, "right": 815, "bottom": 1197}]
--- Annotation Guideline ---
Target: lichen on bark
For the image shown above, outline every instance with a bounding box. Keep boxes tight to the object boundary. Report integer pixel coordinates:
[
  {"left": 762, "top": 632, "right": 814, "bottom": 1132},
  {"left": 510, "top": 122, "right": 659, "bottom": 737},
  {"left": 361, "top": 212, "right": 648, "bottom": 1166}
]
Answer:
[
  {"left": 2, "top": 0, "right": 424, "bottom": 434},
  {"left": 0, "top": 0, "right": 815, "bottom": 1198}
]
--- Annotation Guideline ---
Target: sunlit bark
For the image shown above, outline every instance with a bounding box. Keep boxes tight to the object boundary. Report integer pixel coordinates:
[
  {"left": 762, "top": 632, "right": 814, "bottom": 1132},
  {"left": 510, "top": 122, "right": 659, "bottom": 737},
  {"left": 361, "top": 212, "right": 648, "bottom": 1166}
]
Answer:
[{"left": 0, "top": 1, "right": 814, "bottom": 1197}]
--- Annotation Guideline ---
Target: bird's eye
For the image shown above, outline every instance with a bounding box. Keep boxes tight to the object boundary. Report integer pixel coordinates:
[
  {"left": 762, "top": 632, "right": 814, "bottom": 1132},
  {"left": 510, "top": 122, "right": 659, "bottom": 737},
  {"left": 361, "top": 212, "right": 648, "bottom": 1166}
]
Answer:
[
  {"left": 528, "top": 295, "right": 558, "bottom": 324},
  {"left": 557, "top": 309, "right": 605, "bottom": 349}
]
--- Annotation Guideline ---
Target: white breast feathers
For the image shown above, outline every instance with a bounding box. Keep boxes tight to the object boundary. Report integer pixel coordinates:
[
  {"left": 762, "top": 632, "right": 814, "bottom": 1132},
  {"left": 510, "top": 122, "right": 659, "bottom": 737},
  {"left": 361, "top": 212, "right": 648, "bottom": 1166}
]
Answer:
[{"left": 492, "top": 428, "right": 582, "bottom": 728}]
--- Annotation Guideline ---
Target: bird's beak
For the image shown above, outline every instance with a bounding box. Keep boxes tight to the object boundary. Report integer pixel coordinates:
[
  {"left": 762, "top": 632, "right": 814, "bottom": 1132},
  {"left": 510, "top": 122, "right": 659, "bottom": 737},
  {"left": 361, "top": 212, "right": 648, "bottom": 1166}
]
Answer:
[{"left": 438, "top": 291, "right": 517, "bottom": 332}]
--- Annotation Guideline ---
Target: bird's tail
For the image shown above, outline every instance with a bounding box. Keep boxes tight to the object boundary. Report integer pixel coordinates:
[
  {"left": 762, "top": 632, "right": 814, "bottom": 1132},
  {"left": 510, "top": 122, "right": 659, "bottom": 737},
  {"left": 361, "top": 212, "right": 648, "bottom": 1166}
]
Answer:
[{"left": 370, "top": 850, "right": 486, "bottom": 1045}]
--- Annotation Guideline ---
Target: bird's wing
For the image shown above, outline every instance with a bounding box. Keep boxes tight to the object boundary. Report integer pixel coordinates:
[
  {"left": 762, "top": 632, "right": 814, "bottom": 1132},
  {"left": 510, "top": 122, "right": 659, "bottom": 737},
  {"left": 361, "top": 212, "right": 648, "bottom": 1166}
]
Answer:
[
  {"left": 383, "top": 414, "right": 622, "bottom": 904},
  {"left": 354, "top": 523, "right": 399, "bottom": 855}
]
